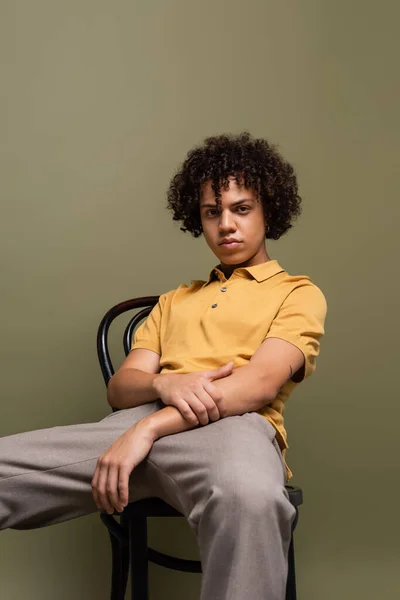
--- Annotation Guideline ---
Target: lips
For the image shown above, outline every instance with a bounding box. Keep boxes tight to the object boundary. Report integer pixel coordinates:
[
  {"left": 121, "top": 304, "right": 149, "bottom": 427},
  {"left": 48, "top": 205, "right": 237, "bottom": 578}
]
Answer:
[
  {"left": 219, "top": 240, "right": 242, "bottom": 249},
  {"left": 219, "top": 238, "right": 240, "bottom": 245}
]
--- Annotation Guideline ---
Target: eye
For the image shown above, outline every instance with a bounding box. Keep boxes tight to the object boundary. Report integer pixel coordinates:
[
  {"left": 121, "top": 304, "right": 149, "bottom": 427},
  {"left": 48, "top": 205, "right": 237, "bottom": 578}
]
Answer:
[
  {"left": 237, "top": 206, "right": 250, "bottom": 213},
  {"left": 206, "top": 209, "right": 218, "bottom": 216}
]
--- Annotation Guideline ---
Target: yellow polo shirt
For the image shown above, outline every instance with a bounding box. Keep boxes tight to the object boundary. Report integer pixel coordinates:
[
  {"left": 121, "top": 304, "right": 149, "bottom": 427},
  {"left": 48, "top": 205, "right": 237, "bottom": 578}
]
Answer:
[{"left": 131, "top": 259, "right": 327, "bottom": 478}]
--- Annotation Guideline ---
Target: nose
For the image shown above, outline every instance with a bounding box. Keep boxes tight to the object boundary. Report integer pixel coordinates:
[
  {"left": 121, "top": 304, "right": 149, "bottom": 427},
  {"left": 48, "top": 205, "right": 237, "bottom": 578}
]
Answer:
[{"left": 218, "top": 210, "right": 237, "bottom": 232}]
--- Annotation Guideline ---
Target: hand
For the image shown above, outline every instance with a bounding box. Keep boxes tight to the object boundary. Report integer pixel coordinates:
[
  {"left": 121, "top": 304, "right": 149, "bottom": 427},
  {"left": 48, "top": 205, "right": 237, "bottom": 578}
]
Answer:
[
  {"left": 91, "top": 420, "right": 155, "bottom": 514},
  {"left": 153, "top": 362, "right": 234, "bottom": 426}
]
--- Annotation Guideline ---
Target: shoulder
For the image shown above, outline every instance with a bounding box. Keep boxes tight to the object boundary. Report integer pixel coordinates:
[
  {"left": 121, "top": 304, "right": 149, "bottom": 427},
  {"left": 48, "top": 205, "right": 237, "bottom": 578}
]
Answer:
[{"left": 277, "top": 271, "right": 328, "bottom": 320}]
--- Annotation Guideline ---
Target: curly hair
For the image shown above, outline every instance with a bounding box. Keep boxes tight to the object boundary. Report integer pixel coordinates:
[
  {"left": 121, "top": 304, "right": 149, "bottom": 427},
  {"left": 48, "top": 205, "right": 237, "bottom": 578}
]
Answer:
[{"left": 166, "top": 132, "right": 302, "bottom": 240}]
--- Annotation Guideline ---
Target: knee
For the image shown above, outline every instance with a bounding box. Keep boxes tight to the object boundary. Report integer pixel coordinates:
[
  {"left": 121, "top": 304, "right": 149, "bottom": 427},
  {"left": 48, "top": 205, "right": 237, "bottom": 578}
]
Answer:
[{"left": 211, "top": 476, "right": 293, "bottom": 522}]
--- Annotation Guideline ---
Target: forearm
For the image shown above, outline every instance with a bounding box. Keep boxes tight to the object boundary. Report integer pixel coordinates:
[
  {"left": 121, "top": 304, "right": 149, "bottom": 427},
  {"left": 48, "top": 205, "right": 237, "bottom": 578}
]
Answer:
[
  {"left": 142, "top": 405, "right": 196, "bottom": 440},
  {"left": 213, "top": 363, "right": 274, "bottom": 416},
  {"left": 107, "top": 368, "right": 160, "bottom": 409},
  {"left": 141, "top": 364, "right": 273, "bottom": 442}
]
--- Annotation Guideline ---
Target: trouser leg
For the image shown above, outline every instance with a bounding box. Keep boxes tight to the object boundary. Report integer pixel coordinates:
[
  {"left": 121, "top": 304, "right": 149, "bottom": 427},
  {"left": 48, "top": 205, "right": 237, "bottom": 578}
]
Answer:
[
  {"left": 147, "top": 411, "right": 296, "bottom": 600},
  {"left": 0, "top": 402, "right": 163, "bottom": 530},
  {"left": 1, "top": 403, "right": 295, "bottom": 599}
]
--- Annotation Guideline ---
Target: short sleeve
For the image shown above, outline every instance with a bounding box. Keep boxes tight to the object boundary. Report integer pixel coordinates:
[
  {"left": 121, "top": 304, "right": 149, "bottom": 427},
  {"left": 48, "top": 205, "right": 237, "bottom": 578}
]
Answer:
[
  {"left": 130, "top": 292, "right": 169, "bottom": 355},
  {"left": 264, "top": 284, "right": 328, "bottom": 382}
]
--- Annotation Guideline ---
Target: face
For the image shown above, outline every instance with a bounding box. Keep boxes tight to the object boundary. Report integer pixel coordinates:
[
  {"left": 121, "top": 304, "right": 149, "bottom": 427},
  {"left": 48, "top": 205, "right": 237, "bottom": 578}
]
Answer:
[{"left": 199, "top": 176, "right": 270, "bottom": 275}]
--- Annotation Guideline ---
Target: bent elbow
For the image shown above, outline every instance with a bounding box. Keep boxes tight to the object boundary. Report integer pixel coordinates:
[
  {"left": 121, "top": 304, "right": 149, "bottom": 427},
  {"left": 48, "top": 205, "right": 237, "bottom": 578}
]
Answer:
[
  {"left": 107, "top": 375, "right": 120, "bottom": 409},
  {"left": 258, "top": 380, "right": 279, "bottom": 407}
]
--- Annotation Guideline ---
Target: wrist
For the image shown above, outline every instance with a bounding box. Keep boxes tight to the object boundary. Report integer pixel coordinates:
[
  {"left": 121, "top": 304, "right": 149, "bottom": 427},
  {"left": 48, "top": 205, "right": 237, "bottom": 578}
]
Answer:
[{"left": 139, "top": 412, "right": 160, "bottom": 442}]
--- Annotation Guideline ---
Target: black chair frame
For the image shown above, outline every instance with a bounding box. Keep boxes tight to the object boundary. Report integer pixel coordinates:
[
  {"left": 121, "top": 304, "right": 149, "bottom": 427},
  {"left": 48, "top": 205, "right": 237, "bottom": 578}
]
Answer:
[{"left": 97, "top": 297, "right": 303, "bottom": 600}]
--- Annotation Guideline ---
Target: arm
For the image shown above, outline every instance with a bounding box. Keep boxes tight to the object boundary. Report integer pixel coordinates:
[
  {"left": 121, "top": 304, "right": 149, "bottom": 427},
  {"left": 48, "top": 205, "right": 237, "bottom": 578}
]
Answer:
[
  {"left": 116, "top": 281, "right": 326, "bottom": 416},
  {"left": 211, "top": 282, "right": 328, "bottom": 418},
  {"left": 142, "top": 337, "right": 305, "bottom": 440},
  {"left": 109, "top": 337, "right": 304, "bottom": 430},
  {"left": 107, "top": 349, "right": 161, "bottom": 409},
  {"left": 108, "top": 349, "right": 233, "bottom": 419},
  {"left": 93, "top": 338, "right": 304, "bottom": 514},
  {"left": 213, "top": 337, "right": 305, "bottom": 416}
]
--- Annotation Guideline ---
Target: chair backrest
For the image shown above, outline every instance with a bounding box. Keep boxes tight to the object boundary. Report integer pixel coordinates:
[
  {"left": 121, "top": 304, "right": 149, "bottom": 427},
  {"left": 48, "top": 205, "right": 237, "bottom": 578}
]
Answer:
[{"left": 96, "top": 296, "right": 159, "bottom": 387}]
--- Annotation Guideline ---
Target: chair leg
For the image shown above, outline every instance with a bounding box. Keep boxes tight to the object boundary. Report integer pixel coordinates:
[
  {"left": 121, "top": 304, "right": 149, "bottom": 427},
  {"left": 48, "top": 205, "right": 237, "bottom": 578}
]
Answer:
[
  {"left": 107, "top": 530, "right": 130, "bottom": 600},
  {"left": 129, "top": 516, "right": 149, "bottom": 600},
  {"left": 285, "top": 534, "right": 297, "bottom": 600}
]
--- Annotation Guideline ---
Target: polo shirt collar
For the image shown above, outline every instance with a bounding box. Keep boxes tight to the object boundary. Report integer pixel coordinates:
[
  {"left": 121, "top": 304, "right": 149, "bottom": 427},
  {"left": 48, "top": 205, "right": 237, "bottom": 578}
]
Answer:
[{"left": 204, "top": 259, "right": 284, "bottom": 285}]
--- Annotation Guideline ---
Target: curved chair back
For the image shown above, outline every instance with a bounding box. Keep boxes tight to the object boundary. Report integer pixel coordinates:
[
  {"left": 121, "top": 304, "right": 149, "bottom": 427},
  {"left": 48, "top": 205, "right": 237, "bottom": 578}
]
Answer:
[{"left": 96, "top": 296, "right": 159, "bottom": 387}]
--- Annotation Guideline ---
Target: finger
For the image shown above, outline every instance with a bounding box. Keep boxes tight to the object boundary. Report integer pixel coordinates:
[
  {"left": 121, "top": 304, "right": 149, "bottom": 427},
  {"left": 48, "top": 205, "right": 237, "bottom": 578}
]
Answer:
[
  {"left": 202, "top": 380, "right": 228, "bottom": 418},
  {"left": 91, "top": 464, "right": 101, "bottom": 509},
  {"left": 184, "top": 392, "right": 209, "bottom": 425},
  {"left": 97, "top": 461, "right": 114, "bottom": 514},
  {"left": 217, "top": 361, "right": 234, "bottom": 375},
  {"left": 106, "top": 464, "right": 123, "bottom": 513},
  {"left": 195, "top": 385, "right": 220, "bottom": 422},
  {"left": 202, "top": 379, "right": 222, "bottom": 402},
  {"left": 176, "top": 398, "right": 199, "bottom": 425},
  {"left": 206, "top": 362, "right": 234, "bottom": 381},
  {"left": 118, "top": 463, "right": 131, "bottom": 509}
]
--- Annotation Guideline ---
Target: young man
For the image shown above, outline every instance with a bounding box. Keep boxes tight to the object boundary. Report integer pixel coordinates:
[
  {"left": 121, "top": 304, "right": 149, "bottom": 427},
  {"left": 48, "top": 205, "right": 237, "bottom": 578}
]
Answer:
[{"left": 0, "top": 132, "right": 327, "bottom": 600}]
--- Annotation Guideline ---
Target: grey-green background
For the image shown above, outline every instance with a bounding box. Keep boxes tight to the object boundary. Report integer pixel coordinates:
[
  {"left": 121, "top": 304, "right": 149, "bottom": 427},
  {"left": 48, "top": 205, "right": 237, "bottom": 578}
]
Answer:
[{"left": 1, "top": 1, "right": 398, "bottom": 598}]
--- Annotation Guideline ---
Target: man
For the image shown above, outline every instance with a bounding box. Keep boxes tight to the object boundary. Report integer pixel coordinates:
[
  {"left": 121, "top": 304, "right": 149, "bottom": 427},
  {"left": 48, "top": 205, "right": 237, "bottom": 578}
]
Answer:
[{"left": 0, "top": 132, "right": 327, "bottom": 600}]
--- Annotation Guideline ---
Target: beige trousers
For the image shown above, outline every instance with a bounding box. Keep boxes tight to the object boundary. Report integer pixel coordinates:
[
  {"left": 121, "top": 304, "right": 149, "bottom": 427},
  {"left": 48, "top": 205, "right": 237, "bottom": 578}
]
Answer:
[{"left": 0, "top": 401, "right": 295, "bottom": 600}]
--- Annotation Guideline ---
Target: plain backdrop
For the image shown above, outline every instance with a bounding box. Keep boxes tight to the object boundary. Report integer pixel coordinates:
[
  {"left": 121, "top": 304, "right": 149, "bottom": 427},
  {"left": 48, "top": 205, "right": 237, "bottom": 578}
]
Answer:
[{"left": 1, "top": 1, "right": 399, "bottom": 598}]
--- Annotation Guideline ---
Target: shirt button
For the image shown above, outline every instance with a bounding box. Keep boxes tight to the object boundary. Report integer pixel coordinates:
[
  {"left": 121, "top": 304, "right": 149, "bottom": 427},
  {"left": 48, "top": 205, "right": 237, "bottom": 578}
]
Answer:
[
  {"left": 211, "top": 303, "right": 218, "bottom": 308},
  {"left": 220, "top": 287, "right": 227, "bottom": 292}
]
